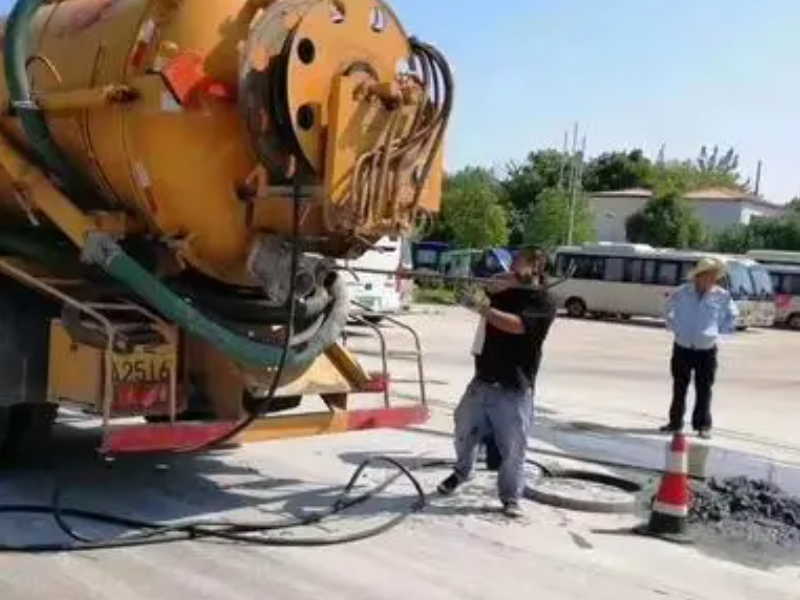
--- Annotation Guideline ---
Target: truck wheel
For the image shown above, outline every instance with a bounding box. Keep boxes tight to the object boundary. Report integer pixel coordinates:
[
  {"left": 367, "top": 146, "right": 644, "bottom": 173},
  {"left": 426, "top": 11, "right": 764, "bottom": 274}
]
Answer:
[
  {"left": 565, "top": 298, "right": 587, "bottom": 319},
  {"left": 788, "top": 314, "right": 800, "bottom": 331}
]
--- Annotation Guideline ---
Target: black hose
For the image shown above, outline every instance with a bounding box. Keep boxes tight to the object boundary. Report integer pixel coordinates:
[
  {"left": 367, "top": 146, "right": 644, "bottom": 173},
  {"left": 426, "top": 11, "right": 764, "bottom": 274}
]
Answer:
[{"left": 0, "top": 455, "right": 427, "bottom": 553}]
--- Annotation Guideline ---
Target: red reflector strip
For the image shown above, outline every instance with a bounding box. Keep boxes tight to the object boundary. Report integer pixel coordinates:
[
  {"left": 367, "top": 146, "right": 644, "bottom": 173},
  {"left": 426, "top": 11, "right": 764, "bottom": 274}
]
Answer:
[
  {"left": 361, "top": 372, "right": 390, "bottom": 393},
  {"left": 347, "top": 405, "right": 430, "bottom": 431}
]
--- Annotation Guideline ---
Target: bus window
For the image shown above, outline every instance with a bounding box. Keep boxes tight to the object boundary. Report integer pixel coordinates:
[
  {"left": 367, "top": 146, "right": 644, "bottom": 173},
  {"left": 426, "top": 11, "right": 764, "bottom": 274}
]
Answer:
[
  {"left": 643, "top": 260, "right": 657, "bottom": 284},
  {"left": 605, "top": 258, "right": 624, "bottom": 282},
  {"left": 657, "top": 262, "right": 679, "bottom": 286},
  {"left": 789, "top": 275, "right": 800, "bottom": 295},
  {"left": 625, "top": 259, "right": 643, "bottom": 283},
  {"left": 770, "top": 273, "right": 783, "bottom": 293},
  {"left": 679, "top": 261, "right": 696, "bottom": 282},
  {"left": 750, "top": 266, "right": 774, "bottom": 298},
  {"left": 555, "top": 254, "right": 571, "bottom": 277},
  {"left": 573, "top": 256, "right": 605, "bottom": 280},
  {"left": 728, "top": 263, "right": 754, "bottom": 298}
]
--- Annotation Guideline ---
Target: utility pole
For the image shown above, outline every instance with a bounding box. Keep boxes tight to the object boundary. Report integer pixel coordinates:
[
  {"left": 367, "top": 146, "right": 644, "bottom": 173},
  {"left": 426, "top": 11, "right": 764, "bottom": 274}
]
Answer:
[
  {"left": 755, "top": 160, "right": 763, "bottom": 196},
  {"left": 566, "top": 124, "right": 578, "bottom": 245},
  {"left": 568, "top": 133, "right": 587, "bottom": 245},
  {"left": 558, "top": 130, "right": 569, "bottom": 189}
]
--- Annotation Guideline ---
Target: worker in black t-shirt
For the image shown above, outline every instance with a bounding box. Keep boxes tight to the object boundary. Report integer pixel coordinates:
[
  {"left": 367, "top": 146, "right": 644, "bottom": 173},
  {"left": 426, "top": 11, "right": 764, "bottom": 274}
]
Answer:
[{"left": 438, "top": 248, "right": 556, "bottom": 518}]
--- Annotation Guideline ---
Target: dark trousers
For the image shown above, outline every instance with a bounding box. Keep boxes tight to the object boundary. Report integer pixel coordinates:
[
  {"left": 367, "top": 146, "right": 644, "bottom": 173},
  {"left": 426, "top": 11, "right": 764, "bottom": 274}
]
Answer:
[{"left": 669, "top": 344, "right": 717, "bottom": 431}]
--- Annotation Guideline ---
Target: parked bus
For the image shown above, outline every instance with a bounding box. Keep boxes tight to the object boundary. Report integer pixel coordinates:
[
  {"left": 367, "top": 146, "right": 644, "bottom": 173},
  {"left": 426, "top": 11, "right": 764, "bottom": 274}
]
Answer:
[
  {"left": 411, "top": 241, "right": 450, "bottom": 272},
  {"left": 440, "top": 249, "right": 483, "bottom": 282},
  {"left": 745, "top": 260, "right": 777, "bottom": 327},
  {"left": 342, "top": 237, "right": 411, "bottom": 322},
  {"left": 747, "top": 250, "right": 800, "bottom": 267},
  {"left": 763, "top": 265, "right": 800, "bottom": 330},
  {"left": 551, "top": 243, "right": 752, "bottom": 328}
]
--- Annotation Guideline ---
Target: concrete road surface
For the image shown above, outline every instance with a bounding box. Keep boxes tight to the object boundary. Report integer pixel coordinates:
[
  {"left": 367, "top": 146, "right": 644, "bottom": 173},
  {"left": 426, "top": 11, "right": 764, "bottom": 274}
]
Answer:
[{"left": 1, "top": 307, "right": 798, "bottom": 599}]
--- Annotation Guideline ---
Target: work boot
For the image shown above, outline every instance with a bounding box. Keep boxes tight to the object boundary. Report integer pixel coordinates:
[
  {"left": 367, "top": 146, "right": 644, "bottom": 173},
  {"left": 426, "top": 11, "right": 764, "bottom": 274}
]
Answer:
[
  {"left": 659, "top": 423, "right": 683, "bottom": 434},
  {"left": 437, "top": 473, "right": 463, "bottom": 496},
  {"left": 502, "top": 501, "right": 524, "bottom": 519}
]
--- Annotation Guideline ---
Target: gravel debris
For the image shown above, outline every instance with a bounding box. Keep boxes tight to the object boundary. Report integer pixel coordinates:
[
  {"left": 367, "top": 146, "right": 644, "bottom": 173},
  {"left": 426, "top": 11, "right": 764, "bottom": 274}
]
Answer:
[{"left": 690, "top": 476, "right": 800, "bottom": 548}]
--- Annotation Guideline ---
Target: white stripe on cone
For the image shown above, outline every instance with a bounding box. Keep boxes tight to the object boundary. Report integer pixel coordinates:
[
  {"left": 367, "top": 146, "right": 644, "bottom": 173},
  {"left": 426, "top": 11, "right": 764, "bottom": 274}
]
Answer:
[
  {"left": 667, "top": 451, "right": 688, "bottom": 474},
  {"left": 653, "top": 500, "right": 689, "bottom": 518}
]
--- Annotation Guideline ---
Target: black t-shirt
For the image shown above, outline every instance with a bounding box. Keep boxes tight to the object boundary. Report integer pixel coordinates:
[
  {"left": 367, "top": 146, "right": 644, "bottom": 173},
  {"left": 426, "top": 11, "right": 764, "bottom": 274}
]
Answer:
[{"left": 474, "top": 287, "right": 556, "bottom": 390}]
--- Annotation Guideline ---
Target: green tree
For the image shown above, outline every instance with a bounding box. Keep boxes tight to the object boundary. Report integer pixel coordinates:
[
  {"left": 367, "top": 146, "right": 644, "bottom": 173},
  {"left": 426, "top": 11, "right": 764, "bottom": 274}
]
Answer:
[
  {"left": 787, "top": 196, "right": 800, "bottom": 214},
  {"left": 749, "top": 216, "right": 800, "bottom": 250},
  {"left": 502, "top": 150, "right": 568, "bottom": 244},
  {"left": 523, "top": 187, "right": 595, "bottom": 248},
  {"left": 503, "top": 149, "right": 566, "bottom": 213},
  {"left": 714, "top": 224, "right": 753, "bottom": 254},
  {"left": 714, "top": 213, "right": 800, "bottom": 254},
  {"left": 626, "top": 191, "right": 707, "bottom": 249},
  {"left": 583, "top": 150, "right": 654, "bottom": 192},
  {"left": 439, "top": 167, "right": 509, "bottom": 248},
  {"left": 697, "top": 146, "right": 739, "bottom": 175}
]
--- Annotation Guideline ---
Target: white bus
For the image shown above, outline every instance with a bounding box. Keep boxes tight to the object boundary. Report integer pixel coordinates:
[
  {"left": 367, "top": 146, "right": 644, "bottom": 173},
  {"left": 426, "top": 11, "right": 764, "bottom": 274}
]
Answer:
[
  {"left": 342, "top": 237, "right": 413, "bottom": 322},
  {"left": 747, "top": 250, "right": 800, "bottom": 267},
  {"left": 763, "top": 264, "right": 800, "bottom": 330},
  {"left": 551, "top": 243, "right": 752, "bottom": 328}
]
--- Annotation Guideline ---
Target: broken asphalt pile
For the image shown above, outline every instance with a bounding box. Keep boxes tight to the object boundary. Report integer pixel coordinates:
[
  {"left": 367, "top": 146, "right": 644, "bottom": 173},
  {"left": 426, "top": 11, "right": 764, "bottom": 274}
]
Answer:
[{"left": 690, "top": 476, "right": 800, "bottom": 548}]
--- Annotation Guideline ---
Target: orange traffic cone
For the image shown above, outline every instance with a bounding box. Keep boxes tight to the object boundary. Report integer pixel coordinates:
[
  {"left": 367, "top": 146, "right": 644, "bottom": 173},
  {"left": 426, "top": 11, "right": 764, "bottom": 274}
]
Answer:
[{"left": 635, "top": 433, "right": 693, "bottom": 544}]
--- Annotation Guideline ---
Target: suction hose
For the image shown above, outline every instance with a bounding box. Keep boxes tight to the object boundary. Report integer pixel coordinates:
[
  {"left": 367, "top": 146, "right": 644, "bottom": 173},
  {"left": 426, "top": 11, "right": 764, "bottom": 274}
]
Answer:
[
  {"left": 83, "top": 233, "right": 348, "bottom": 370},
  {"left": 3, "top": 0, "right": 348, "bottom": 371}
]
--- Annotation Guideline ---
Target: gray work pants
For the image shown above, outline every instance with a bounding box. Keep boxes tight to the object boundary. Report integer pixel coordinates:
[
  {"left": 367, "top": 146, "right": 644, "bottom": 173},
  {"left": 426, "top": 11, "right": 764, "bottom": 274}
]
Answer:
[{"left": 453, "top": 379, "right": 533, "bottom": 503}]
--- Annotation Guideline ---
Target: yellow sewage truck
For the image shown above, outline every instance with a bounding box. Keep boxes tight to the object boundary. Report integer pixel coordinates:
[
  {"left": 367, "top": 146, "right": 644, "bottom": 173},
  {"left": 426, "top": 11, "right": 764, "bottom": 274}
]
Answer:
[{"left": 0, "top": 0, "right": 451, "bottom": 459}]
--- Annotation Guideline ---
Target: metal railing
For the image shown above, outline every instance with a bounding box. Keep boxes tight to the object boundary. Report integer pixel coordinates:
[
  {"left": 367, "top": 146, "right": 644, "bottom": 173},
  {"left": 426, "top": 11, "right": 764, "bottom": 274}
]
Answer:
[{"left": 349, "top": 300, "right": 427, "bottom": 408}]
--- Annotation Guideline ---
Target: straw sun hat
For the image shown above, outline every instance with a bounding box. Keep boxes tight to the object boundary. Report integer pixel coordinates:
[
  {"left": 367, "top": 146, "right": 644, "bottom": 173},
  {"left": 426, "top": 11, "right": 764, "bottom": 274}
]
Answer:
[{"left": 687, "top": 257, "right": 726, "bottom": 281}]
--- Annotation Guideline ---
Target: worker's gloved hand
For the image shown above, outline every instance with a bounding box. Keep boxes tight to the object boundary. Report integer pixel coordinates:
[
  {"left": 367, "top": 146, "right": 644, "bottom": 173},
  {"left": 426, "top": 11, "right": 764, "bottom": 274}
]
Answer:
[{"left": 457, "top": 286, "right": 490, "bottom": 315}]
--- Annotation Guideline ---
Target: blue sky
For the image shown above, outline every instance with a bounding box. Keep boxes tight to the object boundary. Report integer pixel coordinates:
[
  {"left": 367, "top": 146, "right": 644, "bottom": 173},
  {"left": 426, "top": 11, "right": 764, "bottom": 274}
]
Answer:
[
  {"left": 391, "top": 0, "right": 799, "bottom": 203},
  {"left": 1, "top": 1, "right": 797, "bottom": 202}
]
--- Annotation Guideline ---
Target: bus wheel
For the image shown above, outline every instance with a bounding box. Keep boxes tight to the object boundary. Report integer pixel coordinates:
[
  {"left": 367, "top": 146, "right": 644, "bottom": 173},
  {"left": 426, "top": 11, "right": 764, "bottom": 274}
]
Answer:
[
  {"left": 565, "top": 298, "right": 587, "bottom": 319},
  {"left": 788, "top": 314, "right": 800, "bottom": 330}
]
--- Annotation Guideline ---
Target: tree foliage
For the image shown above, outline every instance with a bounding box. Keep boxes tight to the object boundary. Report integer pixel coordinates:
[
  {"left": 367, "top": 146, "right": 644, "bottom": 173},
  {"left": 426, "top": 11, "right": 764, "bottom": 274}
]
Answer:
[
  {"left": 697, "top": 146, "right": 739, "bottom": 175},
  {"left": 501, "top": 149, "right": 568, "bottom": 244},
  {"left": 583, "top": 150, "right": 653, "bottom": 192},
  {"left": 426, "top": 144, "right": 758, "bottom": 251},
  {"left": 503, "top": 150, "right": 565, "bottom": 212},
  {"left": 626, "top": 191, "right": 707, "bottom": 249},
  {"left": 523, "top": 188, "right": 595, "bottom": 248},
  {"left": 714, "top": 214, "right": 800, "bottom": 254},
  {"left": 438, "top": 166, "right": 509, "bottom": 249}
]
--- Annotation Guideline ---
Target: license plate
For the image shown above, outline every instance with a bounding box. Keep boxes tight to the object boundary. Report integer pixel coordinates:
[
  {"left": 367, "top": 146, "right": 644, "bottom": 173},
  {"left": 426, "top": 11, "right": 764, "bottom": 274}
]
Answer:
[
  {"left": 112, "top": 352, "right": 175, "bottom": 384},
  {"left": 357, "top": 296, "right": 377, "bottom": 308},
  {"left": 111, "top": 351, "right": 176, "bottom": 414}
]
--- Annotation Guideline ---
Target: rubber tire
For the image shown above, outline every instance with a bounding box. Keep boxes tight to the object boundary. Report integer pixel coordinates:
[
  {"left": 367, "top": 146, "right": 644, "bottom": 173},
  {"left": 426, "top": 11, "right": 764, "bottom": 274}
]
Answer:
[
  {"left": 788, "top": 314, "right": 800, "bottom": 331},
  {"left": 565, "top": 298, "right": 587, "bottom": 319},
  {"left": 524, "top": 469, "right": 642, "bottom": 514}
]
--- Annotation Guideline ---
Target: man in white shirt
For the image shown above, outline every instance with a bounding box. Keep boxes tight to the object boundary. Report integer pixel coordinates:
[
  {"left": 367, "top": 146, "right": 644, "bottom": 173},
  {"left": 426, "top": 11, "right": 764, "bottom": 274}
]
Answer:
[{"left": 661, "top": 258, "right": 738, "bottom": 440}]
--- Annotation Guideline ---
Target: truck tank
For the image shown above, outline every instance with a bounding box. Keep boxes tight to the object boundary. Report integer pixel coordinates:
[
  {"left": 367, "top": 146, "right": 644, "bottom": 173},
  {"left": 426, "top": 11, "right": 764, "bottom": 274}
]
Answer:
[
  {"left": 0, "top": 0, "right": 451, "bottom": 451},
  {"left": 0, "top": 0, "right": 447, "bottom": 281}
]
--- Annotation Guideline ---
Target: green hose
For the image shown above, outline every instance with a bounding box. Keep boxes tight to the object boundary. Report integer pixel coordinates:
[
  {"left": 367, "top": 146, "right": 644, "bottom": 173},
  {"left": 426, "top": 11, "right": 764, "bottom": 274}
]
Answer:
[
  {"left": 3, "top": 0, "right": 346, "bottom": 370},
  {"left": 4, "top": 0, "right": 104, "bottom": 210},
  {"left": 84, "top": 233, "right": 347, "bottom": 369}
]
